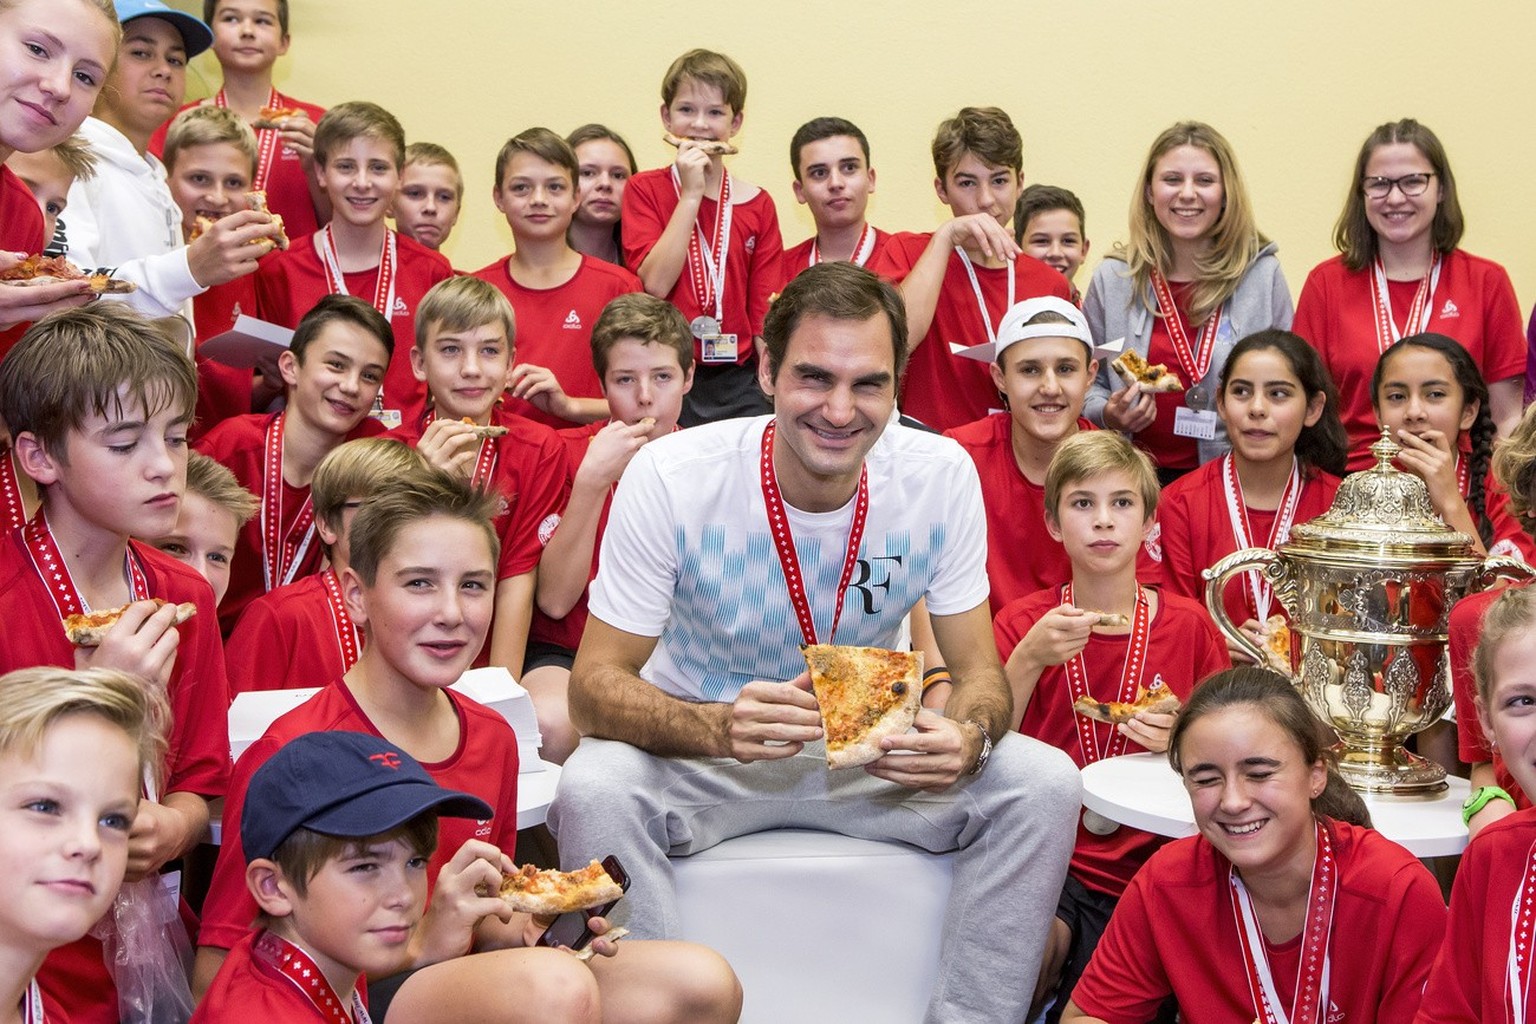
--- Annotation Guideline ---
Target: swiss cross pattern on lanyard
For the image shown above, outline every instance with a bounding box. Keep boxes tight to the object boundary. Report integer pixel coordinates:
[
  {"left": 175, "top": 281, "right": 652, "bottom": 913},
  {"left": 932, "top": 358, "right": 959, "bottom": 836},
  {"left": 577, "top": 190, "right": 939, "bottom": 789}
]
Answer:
[
  {"left": 261, "top": 413, "right": 318, "bottom": 592},
  {"left": 1, "top": 449, "right": 25, "bottom": 533},
  {"left": 255, "top": 930, "right": 373, "bottom": 1024},
  {"left": 316, "top": 225, "right": 398, "bottom": 322},
  {"left": 672, "top": 167, "right": 732, "bottom": 322},
  {"left": 1062, "top": 583, "right": 1150, "bottom": 763},
  {"left": 956, "top": 249, "right": 1014, "bottom": 350},
  {"left": 23, "top": 510, "right": 149, "bottom": 619},
  {"left": 424, "top": 410, "right": 498, "bottom": 487},
  {"left": 1505, "top": 838, "right": 1536, "bottom": 1024},
  {"left": 1370, "top": 254, "right": 1441, "bottom": 354},
  {"left": 1454, "top": 455, "right": 1470, "bottom": 501},
  {"left": 760, "top": 420, "right": 868, "bottom": 646},
  {"left": 321, "top": 569, "right": 363, "bottom": 670},
  {"left": 1150, "top": 270, "right": 1221, "bottom": 383},
  {"left": 215, "top": 88, "right": 282, "bottom": 191},
  {"left": 1231, "top": 821, "right": 1337, "bottom": 1024},
  {"left": 809, "top": 224, "right": 875, "bottom": 269},
  {"left": 1221, "top": 454, "right": 1302, "bottom": 623}
]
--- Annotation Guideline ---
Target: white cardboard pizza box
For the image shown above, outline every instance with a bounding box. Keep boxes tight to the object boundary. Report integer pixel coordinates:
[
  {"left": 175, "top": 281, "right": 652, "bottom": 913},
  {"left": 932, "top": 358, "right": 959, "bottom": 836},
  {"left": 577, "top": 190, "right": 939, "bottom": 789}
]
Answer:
[
  {"left": 199, "top": 314, "right": 293, "bottom": 367},
  {"left": 228, "top": 669, "right": 543, "bottom": 770}
]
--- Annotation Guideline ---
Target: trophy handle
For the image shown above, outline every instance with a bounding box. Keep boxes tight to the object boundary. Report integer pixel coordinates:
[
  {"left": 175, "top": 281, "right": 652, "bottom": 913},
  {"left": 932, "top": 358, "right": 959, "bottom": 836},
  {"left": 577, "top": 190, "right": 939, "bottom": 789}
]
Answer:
[
  {"left": 1479, "top": 556, "right": 1536, "bottom": 589},
  {"left": 1202, "top": 548, "right": 1291, "bottom": 668}
]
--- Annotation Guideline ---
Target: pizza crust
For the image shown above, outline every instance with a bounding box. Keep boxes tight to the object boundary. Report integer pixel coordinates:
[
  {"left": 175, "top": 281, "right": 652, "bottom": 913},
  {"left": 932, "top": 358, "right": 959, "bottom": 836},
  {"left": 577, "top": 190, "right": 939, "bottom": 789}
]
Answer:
[
  {"left": 1085, "top": 609, "right": 1130, "bottom": 628},
  {"left": 62, "top": 599, "right": 196, "bottom": 647},
  {"left": 1112, "top": 350, "right": 1184, "bottom": 393},
  {"left": 1072, "top": 683, "right": 1181, "bottom": 725},
  {"left": 662, "top": 131, "right": 738, "bottom": 156},
  {"left": 458, "top": 418, "right": 509, "bottom": 439},
  {"left": 803, "top": 644, "right": 923, "bottom": 769},
  {"left": 496, "top": 860, "right": 625, "bottom": 915},
  {"left": 252, "top": 106, "right": 304, "bottom": 130}
]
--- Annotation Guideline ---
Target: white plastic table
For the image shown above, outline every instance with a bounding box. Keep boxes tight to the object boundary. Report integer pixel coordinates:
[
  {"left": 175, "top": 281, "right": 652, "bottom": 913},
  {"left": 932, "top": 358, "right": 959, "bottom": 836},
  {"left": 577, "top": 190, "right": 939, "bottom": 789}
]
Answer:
[{"left": 1079, "top": 752, "right": 1472, "bottom": 857}]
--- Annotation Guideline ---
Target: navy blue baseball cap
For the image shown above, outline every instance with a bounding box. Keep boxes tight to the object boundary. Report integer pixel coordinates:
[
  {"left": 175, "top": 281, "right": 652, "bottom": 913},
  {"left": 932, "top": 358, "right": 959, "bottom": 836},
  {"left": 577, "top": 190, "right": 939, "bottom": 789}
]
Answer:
[
  {"left": 116, "top": 0, "right": 214, "bottom": 59},
  {"left": 241, "top": 732, "right": 494, "bottom": 862}
]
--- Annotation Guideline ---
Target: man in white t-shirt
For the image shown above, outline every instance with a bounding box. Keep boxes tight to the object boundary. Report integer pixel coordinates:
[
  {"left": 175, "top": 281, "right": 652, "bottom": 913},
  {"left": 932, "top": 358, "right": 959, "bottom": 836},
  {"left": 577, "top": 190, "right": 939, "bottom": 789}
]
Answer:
[{"left": 550, "top": 261, "right": 1081, "bottom": 1023}]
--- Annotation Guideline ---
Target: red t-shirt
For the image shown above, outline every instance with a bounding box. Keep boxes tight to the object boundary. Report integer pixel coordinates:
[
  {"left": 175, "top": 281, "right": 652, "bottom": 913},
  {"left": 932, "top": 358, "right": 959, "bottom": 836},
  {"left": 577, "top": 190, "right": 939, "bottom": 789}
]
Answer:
[
  {"left": 1154, "top": 458, "right": 1342, "bottom": 629},
  {"left": 17, "top": 540, "right": 231, "bottom": 1024},
  {"left": 1415, "top": 808, "right": 1536, "bottom": 1023},
  {"left": 0, "top": 163, "right": 44, "bottom": 253},
  {"left": 149, "top": 92, "right": 327, "bottom": 240},
  {"left": 1449, "top": 584, "right": 1533, "bottom": 807},
  {"left": 191, "top": 930, "right": 364, "bottom": 1024},
  {"left": 1074, "top": 819, "right": 1447, "bottom": 1024},
  {"left": 873, "top": 232, "right": 1071, "bottom": 431},
  {"left": 225, "top": 569, "right": 359, "bottom": 698},
  {"left": 993, "top": 586, "right": 1229, "bottom": 895},
  {"left": 191, "top": 276, "right": 260, "bottom": 440},
  {"left": 621, "top": 167, "right": 782, "bottom": 364},
  {"left": 778, "top": 227, "right": 890, "bottom": 292},
  {"left": 1136, "top": 280, "right": 1208, "bottom": 470},
  {"left": 527, "top": 421, "right": 609, "bottom": 652},
  {"left": 196, "top": 413, "right": 386, "bottom": 634},
  {"left": 199, "top": 683, "right": 520, "bottom": 952},
  {"left": 1293, "top": 250, "right": 1526, "bottom": 471},
  {"left": 471, "top": 254, "right": 641, "bottom": 428},
  {"left": 386, "top": 406, "right": 568, "bottom": 581},
  {"left": 254, "top": 229, "right": 456, "bottom": 427}
]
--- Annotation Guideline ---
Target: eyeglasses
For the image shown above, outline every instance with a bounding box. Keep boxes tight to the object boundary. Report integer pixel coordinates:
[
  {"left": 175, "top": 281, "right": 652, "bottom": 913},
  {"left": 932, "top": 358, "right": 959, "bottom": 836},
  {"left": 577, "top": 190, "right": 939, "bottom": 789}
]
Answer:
[{"left": 1362, "top": 173, "right": 1435, "bottom": 199}]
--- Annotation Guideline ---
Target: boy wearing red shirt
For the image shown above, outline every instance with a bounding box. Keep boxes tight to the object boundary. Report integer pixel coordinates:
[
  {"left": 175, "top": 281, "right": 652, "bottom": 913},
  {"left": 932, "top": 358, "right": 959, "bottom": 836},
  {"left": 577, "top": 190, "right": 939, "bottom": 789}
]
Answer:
[
  {"left": 873, "top": 106, "right": 1072, "bottom": 431},
  {"left": 196, "top": 294, "right": 391, "bottom": 634},
  {"left": 945, "top": 296, "right": 1105, "bottom": 615},
  {"left": 255, "top": 101, "right": 454, "bottom": 430},
  {"left": 394, "top": 142, "right": 462, "bottom": 253},
  {"left": 194, "top": 475, "right": 741, "bottom": 1021},
  {"left": 528, "top": 293, "right": 694, "bottom": 763},
  {"left": 388, "top": 277, "right": 568, "bottom": 685},
  {"left": 150, "top": 0, "right": 327, "bottom": 238},
  {"left": 781, "top": 117, "right": 887, "bottom": 286},
  {"left": 623, "top": 48, "right": 782, "bottom": 426},
  {"left": 0, "top": 304, "right": 231, "bottom": 1024},
  {"left": 473, "top": 128, "right": 641, "bottom": 429},
  {"left": 225, "top": 437, "right": 424, "bottom": 697},
  {"left": 993, "top": 431, "right": 1227, "bottom": 1020},
  {"left": 1015, "top": 184, "right": 1091, "bottom": 306}
]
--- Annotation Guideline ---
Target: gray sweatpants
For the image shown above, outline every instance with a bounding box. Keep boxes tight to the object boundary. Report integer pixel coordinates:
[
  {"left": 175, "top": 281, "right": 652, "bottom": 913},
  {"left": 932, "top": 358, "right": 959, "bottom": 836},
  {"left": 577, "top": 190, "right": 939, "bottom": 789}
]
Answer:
[{"left": 547, "top": 733, "right": 1081, "bottom": 1024}]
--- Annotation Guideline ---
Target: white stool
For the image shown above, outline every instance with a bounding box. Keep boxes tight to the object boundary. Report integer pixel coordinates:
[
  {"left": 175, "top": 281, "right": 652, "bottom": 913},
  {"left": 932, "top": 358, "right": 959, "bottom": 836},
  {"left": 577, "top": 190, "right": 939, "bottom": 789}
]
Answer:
[{"left": 672, "top": 829, "right": 954, "bottom": 1024}]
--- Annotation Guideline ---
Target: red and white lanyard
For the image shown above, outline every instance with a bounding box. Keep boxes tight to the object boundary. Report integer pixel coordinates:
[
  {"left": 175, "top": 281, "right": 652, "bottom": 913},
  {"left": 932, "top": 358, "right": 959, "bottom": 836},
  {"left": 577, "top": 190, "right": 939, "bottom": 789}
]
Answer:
[
  {"left": 1455, "top": 455, "right": 1470, "bottom": 499},
  {"left": 1222, "top": 455, "right": 1302, "bottom": 623},
  {"left": 760, "top": 419, "right": 868, "bottom": 646},
  {"left": 23, "top": 510, "right": 148, "bottom": 618},
  {"left": 215, "top": 88, "right": 282, "bottom": 191},
  {"left": 956, "top": 249, "right": 1015, "bottom": 349},
  {"left": 671, "top": 167, "right": 732, "bottom": 322},
  {"left": 21, "top": 980, "right": 43, "bottom": 1024},
  {"left": 254, "top": 930, "right": 372, "bottom": 1024},
  {"left": 1505, "top": 837, "right": 1536, "bottom": 1024},
  {"left": 423, "top": 410, "right": 498, "bottom": 487},
  {"left": 809, "top": 224, "right": 875, "bottom": 268},
  {"left": 320, "top": 569, "right": 362, "bottom": 671},
  {"left": 1150, "top": 270, "right": 1222, "bottom": 383},
  {"left": 1230, "top": 821, "right": 1337, "bottom": 1024},
  {"left": 260, "top": 413, "right": 317, "bottom": 591},
  {"left": 315, "top": 225, "right": 398, "bottom": 321},
  {"left": 1370, "top": 254, "right": 1442, "bottom": 354},
  {"left": 1062, "top": 583, "right": 1150, "bottom": 763},
  {"left": 1, "top": 448, "right": 26, "bottom": 533}
]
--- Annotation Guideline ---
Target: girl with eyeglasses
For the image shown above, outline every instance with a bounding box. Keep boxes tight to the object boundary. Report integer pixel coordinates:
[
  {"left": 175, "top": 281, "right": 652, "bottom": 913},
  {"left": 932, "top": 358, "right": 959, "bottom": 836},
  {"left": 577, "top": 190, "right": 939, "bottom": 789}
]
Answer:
[{"left": 1294, "top": 119, "right": 1524, "bottom": 470}]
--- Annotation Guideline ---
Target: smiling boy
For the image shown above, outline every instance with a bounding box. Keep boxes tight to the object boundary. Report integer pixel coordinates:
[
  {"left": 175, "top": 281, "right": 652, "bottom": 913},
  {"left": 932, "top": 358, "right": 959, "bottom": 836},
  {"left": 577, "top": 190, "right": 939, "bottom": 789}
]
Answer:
[{"left": 1015, "top": 184, "right": 1091, "bottom": 305}]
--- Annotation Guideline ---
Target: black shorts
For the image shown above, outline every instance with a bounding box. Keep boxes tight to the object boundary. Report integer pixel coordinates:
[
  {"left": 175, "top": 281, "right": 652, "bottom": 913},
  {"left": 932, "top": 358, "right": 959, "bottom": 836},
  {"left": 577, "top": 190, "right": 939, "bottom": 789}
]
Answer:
[
  {"left": 366, "top": 966, "right": 424, "bottom": 1022},
  {"left": 523, "top": 641, "right": 576, "bottom": 674},
  {"left": 1048, "top": 875, "right": 1179, "bottom": 1023}
]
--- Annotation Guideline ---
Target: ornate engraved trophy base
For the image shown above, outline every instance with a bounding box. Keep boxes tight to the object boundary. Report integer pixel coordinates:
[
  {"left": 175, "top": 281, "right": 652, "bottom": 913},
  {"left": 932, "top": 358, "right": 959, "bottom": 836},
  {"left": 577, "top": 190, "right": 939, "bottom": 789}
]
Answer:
[{"left": 1332, "top": 738, "right": 1448, "bottom": 795}]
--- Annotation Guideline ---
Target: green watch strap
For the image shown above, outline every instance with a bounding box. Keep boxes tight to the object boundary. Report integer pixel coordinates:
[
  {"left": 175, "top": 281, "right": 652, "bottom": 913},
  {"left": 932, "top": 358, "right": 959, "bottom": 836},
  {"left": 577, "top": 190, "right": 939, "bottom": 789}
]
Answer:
[{"left": 1462, "top": 785, "right": 1516, "bottom": 827}]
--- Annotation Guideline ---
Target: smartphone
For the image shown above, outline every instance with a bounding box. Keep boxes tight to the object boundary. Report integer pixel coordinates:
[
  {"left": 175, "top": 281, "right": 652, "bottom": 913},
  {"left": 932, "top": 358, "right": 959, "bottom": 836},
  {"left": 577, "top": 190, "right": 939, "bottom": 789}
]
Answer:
[{"left": 535, "top": 855, "right": 629, "bottom": 951}]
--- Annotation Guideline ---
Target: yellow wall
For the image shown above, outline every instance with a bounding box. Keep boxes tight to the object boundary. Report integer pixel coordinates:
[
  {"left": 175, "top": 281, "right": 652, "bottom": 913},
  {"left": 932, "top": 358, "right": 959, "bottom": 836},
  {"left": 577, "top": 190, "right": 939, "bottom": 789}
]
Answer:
[{"left": 179, "top": 0, "right": 1536, "bottom": 313}]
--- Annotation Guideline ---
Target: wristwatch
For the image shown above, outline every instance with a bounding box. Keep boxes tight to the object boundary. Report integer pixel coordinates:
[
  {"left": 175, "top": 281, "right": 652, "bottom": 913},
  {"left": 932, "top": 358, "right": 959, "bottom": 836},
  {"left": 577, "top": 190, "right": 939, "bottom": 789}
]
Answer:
[
  {"left": 1462, "top": 785, "right": 1516, "bottom": 826},
  {"left": 962, "top": 719, "right": 992, "bottom": 776}
]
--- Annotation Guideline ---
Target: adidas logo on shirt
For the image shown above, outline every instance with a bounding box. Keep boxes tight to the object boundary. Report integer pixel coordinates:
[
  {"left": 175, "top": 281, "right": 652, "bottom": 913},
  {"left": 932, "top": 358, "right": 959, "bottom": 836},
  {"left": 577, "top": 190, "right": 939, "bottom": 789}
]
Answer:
[
  {"left": 1438, "top": 298, "right": 1459, "bottom": 319},
  {"left": 563, "top": 309, "right": 582, "bottom": 330}
]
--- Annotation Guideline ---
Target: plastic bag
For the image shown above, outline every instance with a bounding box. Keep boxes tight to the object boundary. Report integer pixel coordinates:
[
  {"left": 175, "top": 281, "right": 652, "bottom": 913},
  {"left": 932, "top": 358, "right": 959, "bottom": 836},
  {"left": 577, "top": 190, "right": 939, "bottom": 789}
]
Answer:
[{"left": 91, "top": 874, "right": 196, "bottom": 1024}]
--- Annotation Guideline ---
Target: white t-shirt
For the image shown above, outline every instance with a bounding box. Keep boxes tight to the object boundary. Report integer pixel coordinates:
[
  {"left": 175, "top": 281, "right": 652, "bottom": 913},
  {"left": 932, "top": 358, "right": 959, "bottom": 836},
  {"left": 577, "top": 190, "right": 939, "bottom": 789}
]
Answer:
[{"left": 588, "top": 415, "right": 989, "bottom": 701}]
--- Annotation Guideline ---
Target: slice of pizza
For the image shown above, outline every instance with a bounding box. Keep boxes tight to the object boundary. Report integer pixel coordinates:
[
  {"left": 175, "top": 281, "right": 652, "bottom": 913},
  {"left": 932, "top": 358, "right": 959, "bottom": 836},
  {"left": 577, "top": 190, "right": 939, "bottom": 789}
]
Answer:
[
  {"left": 459, "top": 417, "right": 509, "bottom": 440},
  {"left": 1112, "top": 349, "right": 1183, "bottom": 393},
  {"left": 1263, "top": 614, "right": 1293, "bottom": 673},
  {"left": 252, "top": 105, "right": 305, "bottom": 130},
  {"left": 62, "top": 599, "right": 197, "bottom": 647},
  {"left": 495, "top": 860, "right": 625, "bottom": 915},
  {"left": 245, "top": 190, "right": 289, "bottom": 252},
  {"left": 662, "top": 131, "right": 739, "bottom": 156},
  {"left": 803, "top": 644, "right": 923, "bottom": 769},
  {"left": 1072, "top": 682, "right": 1182, "bottom": 725},
  {"left": 1084, "top": 609, "right": 1130, "bottom": 628},
  {"left": 0, "top": 254, "right": 136, "bottom": 294}
]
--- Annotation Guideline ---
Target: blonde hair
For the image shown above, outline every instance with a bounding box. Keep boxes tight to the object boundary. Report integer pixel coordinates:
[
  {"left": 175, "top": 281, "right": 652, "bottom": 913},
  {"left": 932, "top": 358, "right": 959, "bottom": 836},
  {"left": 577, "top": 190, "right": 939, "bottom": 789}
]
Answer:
[
  {"left": 52, "top": 135, "right": 98, "bottom": 183},
  {"left": 1043, "top": 431, "right": 1160, "bottom": 523},
  {"left": 404, "top": 142, "right": 462, "bottom": 200},
  {"left": 1474, "top": 585, "right": 1536, "bottom": 708},
  {"left": 311, "top": 438, "right": 425, "bottom": 530},
  {"left": 414, "top": 275, "right": 516, "bottom": 351},
  {"left": 1118, "top": 121, "right": 1267, "bottom": 328},
  {"left": 348, "top": 471, "right": 500, "bottom": 588},
  {"left": 185, "top": 452, "right": 258, "bottom": 527},
  {"left": 0, "top": 666, "right": 168, "bottom": 790},
  {"left": 1493, "top": 402, "right": 1536, "bottom": 521},
  {"left": 314, "top": 101, "right": 405, "bottom": 169},
  {"left": 1, "top": 0, "right": 122, "bottom": 46},
  {"left": 163, "top": 105, "right": 258, "bottom": 177},
  {"left": 660, "top": 48, "right": 747, "bottom": 112}
]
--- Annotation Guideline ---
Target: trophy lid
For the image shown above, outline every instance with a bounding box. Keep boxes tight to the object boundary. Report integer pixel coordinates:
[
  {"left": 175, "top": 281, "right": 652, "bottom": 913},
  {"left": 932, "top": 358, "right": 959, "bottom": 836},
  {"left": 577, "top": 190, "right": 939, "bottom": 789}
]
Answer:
[{"left": 1286, "top": 427, "right": 1475, "bottom": 556}]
